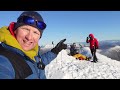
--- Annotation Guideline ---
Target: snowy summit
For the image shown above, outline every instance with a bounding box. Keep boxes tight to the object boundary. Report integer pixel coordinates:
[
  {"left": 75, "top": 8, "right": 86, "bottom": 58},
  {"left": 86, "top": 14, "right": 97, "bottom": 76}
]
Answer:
[{"left": 44, "top": 42, "right": 120, "bottom": 79}]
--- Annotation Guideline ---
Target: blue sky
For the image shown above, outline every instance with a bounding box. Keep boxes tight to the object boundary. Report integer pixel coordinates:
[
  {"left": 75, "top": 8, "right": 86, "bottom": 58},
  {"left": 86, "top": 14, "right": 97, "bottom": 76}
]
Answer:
[{"left": 0, "top": 11, "right": 120, "bottom": 46}]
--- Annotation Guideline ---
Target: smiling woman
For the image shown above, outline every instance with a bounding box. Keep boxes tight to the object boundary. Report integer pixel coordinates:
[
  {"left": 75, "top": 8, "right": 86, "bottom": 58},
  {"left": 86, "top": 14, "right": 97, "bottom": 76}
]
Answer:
[
  {"left": 14, "top": 25, "right": 41, "bottom": 51},
  {"left": 0, "top": 11, "right": 67, "bottom": 79}
]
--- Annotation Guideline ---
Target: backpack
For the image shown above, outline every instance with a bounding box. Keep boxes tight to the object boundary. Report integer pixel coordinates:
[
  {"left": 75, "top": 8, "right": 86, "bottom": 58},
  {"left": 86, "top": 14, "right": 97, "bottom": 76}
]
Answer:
[{"left": 0, "top": 45, "right": 33, "bottom": 79}]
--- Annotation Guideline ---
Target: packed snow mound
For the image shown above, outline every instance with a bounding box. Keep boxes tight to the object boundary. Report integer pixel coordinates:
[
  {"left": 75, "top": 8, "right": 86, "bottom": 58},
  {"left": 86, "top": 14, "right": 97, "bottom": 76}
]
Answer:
[
  {"left": 45, "top": 48, "right": 120, "bottom": 79},
  {"left": 80, "top": 47, "right": 92, "bottom": 58}
]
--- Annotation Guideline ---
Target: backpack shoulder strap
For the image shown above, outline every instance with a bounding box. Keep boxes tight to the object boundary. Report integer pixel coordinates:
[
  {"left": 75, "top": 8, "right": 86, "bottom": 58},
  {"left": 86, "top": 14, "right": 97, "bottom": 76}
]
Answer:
[{"left": 0, "top": 45, "right": 33, "bottom": 79}]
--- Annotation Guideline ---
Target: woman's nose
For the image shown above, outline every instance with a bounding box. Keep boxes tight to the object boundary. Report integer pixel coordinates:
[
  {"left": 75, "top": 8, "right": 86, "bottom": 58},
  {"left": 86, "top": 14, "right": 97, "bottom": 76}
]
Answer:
[{"left": 26, "top": 32, "right": 32, "bottom": 40}]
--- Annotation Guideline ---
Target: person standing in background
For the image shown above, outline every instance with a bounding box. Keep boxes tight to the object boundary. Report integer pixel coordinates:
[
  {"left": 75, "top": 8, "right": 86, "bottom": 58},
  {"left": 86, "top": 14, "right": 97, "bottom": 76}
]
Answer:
[{"left": 86, "top": 33, "right": 99, "bottom": 63}]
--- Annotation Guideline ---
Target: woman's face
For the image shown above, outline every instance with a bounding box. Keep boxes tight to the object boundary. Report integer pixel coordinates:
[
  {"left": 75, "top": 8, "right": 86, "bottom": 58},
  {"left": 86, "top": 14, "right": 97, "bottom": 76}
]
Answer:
[{"left": 14, "top": 25, "right": 41, "bottom": 51}]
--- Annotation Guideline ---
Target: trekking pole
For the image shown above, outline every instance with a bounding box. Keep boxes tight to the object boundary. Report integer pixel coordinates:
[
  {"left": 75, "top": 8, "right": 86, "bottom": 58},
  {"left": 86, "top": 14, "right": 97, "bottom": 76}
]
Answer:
[
  {"left": 52, "top": 41, "right": 54, "bottom": 48},
  {"left": 93, "top": 51, "right": 95, "bottom": 72},
  {"left": 93, "top": 47, "right": 96, "bottom": 72}
]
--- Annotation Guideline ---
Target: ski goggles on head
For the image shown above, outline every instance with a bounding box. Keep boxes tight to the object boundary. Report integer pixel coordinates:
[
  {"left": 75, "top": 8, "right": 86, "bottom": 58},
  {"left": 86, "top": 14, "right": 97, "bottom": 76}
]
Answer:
[{"left": 18, "top": 16, "right": 46, "bottom": 30}]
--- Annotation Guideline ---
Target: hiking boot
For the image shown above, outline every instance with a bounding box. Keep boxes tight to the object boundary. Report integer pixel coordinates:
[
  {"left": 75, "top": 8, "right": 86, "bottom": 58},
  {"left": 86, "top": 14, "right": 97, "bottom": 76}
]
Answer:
[
  {"left": 95, "top": 60, "right": 98, "bottom": 62},
  {"left": 86, "top": 57, "right": 92, "bottom": 61},
  {"left": 91, "top": 60, "right": 97, "bottom": 63}
]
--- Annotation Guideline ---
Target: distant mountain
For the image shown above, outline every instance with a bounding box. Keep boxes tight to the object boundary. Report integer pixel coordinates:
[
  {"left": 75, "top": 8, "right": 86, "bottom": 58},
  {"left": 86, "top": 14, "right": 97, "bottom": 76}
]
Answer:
[
  {"left": 40, "top": 40, "right": 120, "bottom": 61},
  {"left": 66, "top": 40, "right": 120, "bottom": 49},
  {"left": 99, "top": 40, "right": 120, "bottom": 49},
  {"left": 98, "top": 40, "right": 120, "bottom": 61},
  {"left": 39, "top": 44, "right": 53, "bottom": 55},
  {"left": 100, "top": 46, "right": 120, "bottom": 61}
]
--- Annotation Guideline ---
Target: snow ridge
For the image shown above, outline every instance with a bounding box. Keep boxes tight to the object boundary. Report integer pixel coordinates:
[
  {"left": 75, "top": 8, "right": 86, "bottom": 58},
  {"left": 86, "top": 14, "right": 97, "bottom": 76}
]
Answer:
[{"left": 45, "top": 48, "right": 120, "bottom": 79}]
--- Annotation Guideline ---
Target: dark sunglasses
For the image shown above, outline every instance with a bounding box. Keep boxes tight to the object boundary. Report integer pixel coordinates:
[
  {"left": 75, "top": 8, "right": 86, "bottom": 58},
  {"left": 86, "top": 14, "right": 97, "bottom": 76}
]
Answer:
[{"left": 19, "top": 16, "right": 46, "bottom": 30}]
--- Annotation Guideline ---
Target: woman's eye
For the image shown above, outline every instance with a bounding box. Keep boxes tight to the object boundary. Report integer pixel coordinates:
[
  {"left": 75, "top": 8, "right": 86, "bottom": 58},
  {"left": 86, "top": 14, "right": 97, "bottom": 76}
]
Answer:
[
  {"left": 22, "top": 28, "right": 29, "bottom": 31},
  {"left": 25, "top": 28, "right": 29, "bottom": 31},
  {"left": 34, "top": 31, "right": 40, "bottom": 35}
]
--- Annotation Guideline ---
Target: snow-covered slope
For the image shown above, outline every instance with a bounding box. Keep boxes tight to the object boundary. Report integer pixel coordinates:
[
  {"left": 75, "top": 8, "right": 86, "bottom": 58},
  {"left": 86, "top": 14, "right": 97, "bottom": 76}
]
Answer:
[
  {"left": 39, "top": 44, "right": 53, "bottom": 55},
  {"left": 45, "top": 47, "right": 120, "bottom": 79},
  {"left": 100, "top": 46, "right": 120, "bottom": 61}
]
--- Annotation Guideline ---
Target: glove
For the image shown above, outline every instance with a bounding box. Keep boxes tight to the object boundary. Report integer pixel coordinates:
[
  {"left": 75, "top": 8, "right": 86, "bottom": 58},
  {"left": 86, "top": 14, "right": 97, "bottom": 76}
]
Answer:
[
  {"left": 86, "top": 37, "right": 89, "bottom": 43},
  {"left": 51, "top": 39, "right": 67, "bottom": 54}
]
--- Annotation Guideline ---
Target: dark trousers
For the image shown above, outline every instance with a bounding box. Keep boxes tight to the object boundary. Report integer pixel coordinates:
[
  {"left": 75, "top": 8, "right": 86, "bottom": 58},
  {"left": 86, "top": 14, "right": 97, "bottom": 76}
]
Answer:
[{"left": 91, "top": 48, "right": 98, "bottom": 62}]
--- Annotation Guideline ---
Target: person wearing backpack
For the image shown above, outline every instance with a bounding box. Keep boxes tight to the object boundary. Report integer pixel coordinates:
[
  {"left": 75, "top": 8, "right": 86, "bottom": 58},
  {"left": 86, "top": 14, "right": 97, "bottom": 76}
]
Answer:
[
  {"left": 86, "top": 33, "right": 99, "bottom": 63},
  {"left": 0, "top": 11, "right": 67, "bottom": 79}
]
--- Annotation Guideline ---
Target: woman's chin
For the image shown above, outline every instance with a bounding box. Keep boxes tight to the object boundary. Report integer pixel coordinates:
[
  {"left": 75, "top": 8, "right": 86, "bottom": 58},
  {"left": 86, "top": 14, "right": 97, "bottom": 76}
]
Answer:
[{"left": 22, "top": 46, "right": 32, "bottom": 51}]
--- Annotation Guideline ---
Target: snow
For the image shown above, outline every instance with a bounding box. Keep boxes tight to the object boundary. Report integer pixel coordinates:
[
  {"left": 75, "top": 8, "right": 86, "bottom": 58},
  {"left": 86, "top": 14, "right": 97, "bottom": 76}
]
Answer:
[
  {"left": 42, "top": 41, "right": 120, "bottom": 79},
  {"left": 39, "top": 44, "right": 54, "bottom": 55},
  {"left": 100, "top": 46, "right": 120, "bottom": 61},
  {"left": 45, "top": 49, "right": 120, "bottom": 79}
]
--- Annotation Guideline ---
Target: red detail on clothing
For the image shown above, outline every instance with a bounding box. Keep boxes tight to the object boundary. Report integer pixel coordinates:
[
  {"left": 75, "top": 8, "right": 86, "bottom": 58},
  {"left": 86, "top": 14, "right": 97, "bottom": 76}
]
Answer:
[
  {"left": 78, "top": 57, "right": 84, "bottom": 60},
  {"left": 87, "top": 34, "right": 99, "bottom": 49},
  {"left": 8, "top": 22, "right": 16, "bottom": 38}
]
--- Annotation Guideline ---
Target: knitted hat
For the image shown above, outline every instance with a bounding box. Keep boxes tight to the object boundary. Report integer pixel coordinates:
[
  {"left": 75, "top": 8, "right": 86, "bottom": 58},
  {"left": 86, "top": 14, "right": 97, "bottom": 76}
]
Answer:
[{"left": 14, "top": 11, "right": 46, "bottom": 36}]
